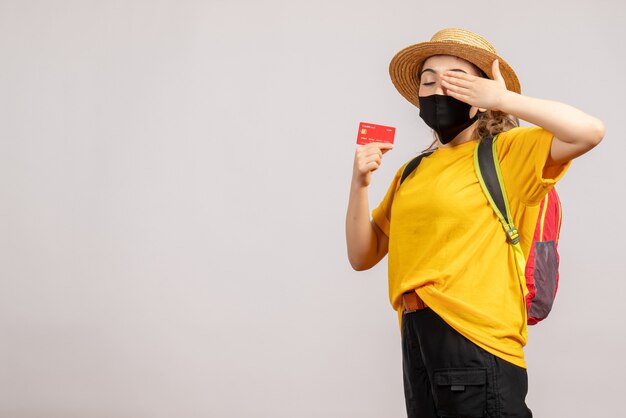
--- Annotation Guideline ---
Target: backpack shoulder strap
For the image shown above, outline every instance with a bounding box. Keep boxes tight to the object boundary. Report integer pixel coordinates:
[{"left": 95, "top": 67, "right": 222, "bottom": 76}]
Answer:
[
  {"left": 474, "top": 135, "right": 519, "bottom": 244},
  {"left": 400, "top": 151, "right": 434, "bottom": 185},
  {"left": 474, "top": 135, "right": 529, "bottom": 299}
]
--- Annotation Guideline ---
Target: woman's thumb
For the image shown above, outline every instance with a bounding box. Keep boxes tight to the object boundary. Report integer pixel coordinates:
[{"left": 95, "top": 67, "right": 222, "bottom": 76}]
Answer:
[{"left": 492, "top": 59, "right": 506, "bottom": 88}]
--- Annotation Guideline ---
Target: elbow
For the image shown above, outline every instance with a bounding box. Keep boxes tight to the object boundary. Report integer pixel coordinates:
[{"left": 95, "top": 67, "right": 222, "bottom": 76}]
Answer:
[
  {"left": 587, "top": 118, "right": 605, "bottom": 148},
  {"left": 350, "top": 263, "right": 366, "bottom": 271},
  {"left": 348, "top": 256, "right": 371, "bottom": 271},
  {"left": 347, "top": 249, "right": 376, "bottom": 271},
  {"left": 567, "top": 118, "right": 605, "bottom": 156},
  {"left": 352, "top": 264, "right": 371, "bottom": 272},
  {"left": 594, "top": 119, "right": 605, "bottom": 145}
]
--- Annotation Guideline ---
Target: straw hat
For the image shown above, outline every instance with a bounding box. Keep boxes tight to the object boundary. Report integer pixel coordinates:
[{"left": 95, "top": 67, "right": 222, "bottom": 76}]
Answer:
[{"left": 389, "top": 28, "right": 521, "bottom": 108}]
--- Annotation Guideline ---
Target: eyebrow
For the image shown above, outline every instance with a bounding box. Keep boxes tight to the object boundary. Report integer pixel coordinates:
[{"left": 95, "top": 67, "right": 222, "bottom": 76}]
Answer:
[{"left": 420, "top": 68, "right": 468, "bottom": 76}]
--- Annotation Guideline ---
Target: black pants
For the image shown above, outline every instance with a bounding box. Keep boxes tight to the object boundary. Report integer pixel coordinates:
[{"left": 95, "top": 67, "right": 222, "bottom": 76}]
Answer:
[{"left": 402, "top": 308, "right": 532, "bottom": 418}]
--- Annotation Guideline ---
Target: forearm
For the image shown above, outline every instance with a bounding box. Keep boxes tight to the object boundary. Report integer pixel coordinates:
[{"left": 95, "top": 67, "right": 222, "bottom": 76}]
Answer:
[
  {"left": 498, "top": 91, "right": 604, "bottom": 146},
  {"left": 345, "top": 181, "right": 378, "bottom": 270}
]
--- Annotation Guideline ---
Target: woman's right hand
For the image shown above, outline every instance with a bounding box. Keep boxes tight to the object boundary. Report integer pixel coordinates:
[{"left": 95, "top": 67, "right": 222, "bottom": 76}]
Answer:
[{"left": 352, "top": 142, "right": 394, "bottom": 187}]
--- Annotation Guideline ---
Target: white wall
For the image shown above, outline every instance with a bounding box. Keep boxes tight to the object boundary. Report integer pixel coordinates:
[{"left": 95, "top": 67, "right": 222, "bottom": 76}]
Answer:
[{"left": 1, "top": 1, "right": 624, "bottom": 417}]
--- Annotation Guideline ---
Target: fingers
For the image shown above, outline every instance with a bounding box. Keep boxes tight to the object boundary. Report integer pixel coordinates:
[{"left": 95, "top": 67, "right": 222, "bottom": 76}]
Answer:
[
  {"left": 443, "top": 89, "right": 473, "bottom": 104},
  {"left": 492, "top": 59, "right": 502, "bottom": 79},
  {"left": 439, "top": 62, "right": 508, "bottom": 110},
  {"left": 362, "top": 142, "right": 394, "bottom": 156},
  {"left": 358, "top": 152, "right": 383, "bottom": 173},
  {"left": 491, "top": 59, "right": 499, "bottom": 74},
  {"left": 441, "top": 71, "right": 475, "bottom": 82},
  {"left": 375, "top": 142, "right": 394, "bottom": 150},
  {"left": 441, "top": 73, "right": 474, "bottom": 94},
  {"left": 441, "top": 77, "right": 470, "bottom": 95},
  {"left": 441, "top": 69, "right": 499, "bottom": 107},
  {"left": 355, "top": 142, "right": 393, "bottom": 174},
  {"left": 491, "top": 59, "right": 507, "bottom": 90},
  {"left": 356, "top": 142, "right": 393, "bottom": 159},
  {"left": 441, "top": 78, "right": 474, "bottom": 106},
  {"left": 378, "top": 142, "right": 394, "bottom": 155}
]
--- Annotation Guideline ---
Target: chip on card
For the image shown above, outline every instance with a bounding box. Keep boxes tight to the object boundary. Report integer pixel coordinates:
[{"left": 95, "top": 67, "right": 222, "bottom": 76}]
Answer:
[{"left": 356, "top": 122, "right": 395, "bottom": 145}]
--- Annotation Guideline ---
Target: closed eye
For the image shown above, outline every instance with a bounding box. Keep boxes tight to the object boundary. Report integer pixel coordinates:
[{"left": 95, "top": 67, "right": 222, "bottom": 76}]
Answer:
[{"left": 422, "top": 82, "right": 435, "bottom": 86}]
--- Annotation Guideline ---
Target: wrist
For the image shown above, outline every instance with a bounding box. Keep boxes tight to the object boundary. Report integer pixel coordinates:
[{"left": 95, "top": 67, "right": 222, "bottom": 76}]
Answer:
[
  {"left": 351, "top": 167, "right": 370, "bottom": 187},
  {"left": 496, "top": 89, "right": 521, "bottom": 114},
  {"left": 351, "top": 179, "right": 368, "bottom": 190},
  {"left": 351, "top": 175, "right": 369, "bottom": 190}
]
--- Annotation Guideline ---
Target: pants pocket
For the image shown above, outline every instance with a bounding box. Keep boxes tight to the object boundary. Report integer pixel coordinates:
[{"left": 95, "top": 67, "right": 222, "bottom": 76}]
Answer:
[{"left": 432, "top": 368, "right": 487, "bottom": 417}]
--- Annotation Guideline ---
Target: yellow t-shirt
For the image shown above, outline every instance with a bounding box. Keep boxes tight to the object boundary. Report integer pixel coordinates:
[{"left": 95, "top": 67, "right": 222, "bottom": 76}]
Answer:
[{"left": 372, "top": 127, "right": 570, "bottom": 368}]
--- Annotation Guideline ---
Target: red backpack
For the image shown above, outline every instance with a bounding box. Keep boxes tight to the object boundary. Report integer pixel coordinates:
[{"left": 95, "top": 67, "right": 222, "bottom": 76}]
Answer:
[
  {"left": 399, "top": 135, "right": 562, "bottom": 325},
  {"left": 523, "top": 188, "right": 561, "bottom": 324}
]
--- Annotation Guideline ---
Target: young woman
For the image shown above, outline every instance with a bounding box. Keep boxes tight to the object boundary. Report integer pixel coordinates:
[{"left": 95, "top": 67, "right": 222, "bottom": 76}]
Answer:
[{"left": 345, "top": 28, "right": 604, "bottom": 418}]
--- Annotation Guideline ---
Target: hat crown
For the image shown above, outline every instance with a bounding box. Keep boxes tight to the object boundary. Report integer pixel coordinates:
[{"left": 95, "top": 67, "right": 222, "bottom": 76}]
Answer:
[{"left": 430, "top": 28, "right": 496, "bottom": 54}]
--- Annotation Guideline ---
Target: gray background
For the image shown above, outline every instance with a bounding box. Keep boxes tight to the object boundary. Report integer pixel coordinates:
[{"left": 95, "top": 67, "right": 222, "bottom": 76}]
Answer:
[{"left": 1, "top": 1, "right": 624, "bottom": 417}]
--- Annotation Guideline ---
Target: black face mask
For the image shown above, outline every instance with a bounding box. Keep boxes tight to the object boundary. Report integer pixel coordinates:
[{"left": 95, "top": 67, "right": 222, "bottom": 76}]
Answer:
[{"left": 419, "top": 95, "right": 481, "bottom": 144}]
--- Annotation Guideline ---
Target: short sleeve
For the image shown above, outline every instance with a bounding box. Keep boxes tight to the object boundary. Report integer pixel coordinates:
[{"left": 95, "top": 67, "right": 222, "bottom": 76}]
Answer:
[
  {"left": 496, "top": 126, "right": 571, "bottom": 205},
  {"left": 371, "top": 163, "right": 407, "bottom": 237}
]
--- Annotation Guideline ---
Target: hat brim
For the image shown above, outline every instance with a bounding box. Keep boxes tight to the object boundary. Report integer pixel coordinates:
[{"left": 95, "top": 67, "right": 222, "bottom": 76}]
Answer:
[{"left": 389, "top": 41, "right": 521, "bottom": 108}]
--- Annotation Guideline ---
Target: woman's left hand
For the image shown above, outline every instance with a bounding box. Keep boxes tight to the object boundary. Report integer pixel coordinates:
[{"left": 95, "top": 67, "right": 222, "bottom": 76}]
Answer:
[
  {"left": 441, "top": 59, "right": 604, "bottom": 165},
  {"left": 441, "top": 59, "right": 509, "bottom": 111}
]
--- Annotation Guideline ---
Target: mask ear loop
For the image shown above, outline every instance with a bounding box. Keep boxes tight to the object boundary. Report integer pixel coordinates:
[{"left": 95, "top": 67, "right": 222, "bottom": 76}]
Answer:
[
  {"left": 472, "top": 108, "right": 485, "bottom": 118},
  {"left": 465, "top": 111, "right": 483, "bottom": 135}
]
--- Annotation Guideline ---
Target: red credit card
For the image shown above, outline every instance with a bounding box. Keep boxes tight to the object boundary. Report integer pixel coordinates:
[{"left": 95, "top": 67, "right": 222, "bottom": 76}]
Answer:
[{"left": 356, "top": 122, "right": 395, "bottom": 145}]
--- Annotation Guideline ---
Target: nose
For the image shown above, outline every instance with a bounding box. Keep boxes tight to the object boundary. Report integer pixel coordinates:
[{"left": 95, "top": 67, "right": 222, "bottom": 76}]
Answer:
[{"left": 435, "top": 76, "right": 447, "bottom": 95}]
